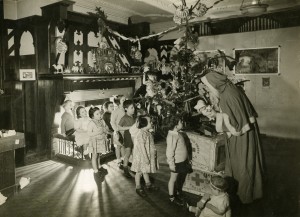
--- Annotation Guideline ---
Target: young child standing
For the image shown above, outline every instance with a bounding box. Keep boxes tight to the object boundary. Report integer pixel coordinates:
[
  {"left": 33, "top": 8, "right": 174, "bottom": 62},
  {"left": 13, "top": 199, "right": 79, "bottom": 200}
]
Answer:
[
  {"left": 131, "top": 116, "right": 159, "bottom": 197},
  {"left": 74, "top": 106, "right": 90, "bottom": 158},
  {"left": 103, "top": 101, "right": 114, "bottom": 152},
  {"left": 118, "top": 100, "right": 135, "bottom": 178},
  {"left": 110, "top": 95, "right": 126, "bottom": 169},
  {"left": 87, "top": 107, "right": 109, "bottom": 180},
  {"left": 166, "top": 116, "right": 189, "bottom": 206},
  {"left": 188, "top": 176, "right": 231, "bottom": 217},
  {"left": 61, "top": 100, "right": 75, "bottom": 136}
]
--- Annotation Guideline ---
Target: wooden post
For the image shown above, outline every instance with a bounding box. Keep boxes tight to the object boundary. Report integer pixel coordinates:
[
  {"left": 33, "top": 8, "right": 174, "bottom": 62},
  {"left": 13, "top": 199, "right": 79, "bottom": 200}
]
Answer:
[{"left": 0, "top": 0, "right": 4, "bottom": 88}]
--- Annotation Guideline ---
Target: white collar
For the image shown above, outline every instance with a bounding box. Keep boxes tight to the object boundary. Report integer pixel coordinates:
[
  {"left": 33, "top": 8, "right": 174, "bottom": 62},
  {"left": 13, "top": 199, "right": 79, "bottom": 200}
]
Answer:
[{"left": 169, "top": 130, "right": 179, "bottom": 135}]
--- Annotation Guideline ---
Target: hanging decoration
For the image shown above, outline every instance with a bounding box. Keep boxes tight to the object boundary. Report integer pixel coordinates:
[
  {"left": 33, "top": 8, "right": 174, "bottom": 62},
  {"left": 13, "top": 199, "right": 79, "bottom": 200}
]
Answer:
[
  {"left": 86, "top": 1, "right": 245, "bottom": 135},
  {"left": 130, "top": 38, "right": 143, "bottom": 63},
  {"left": 88, "top": 7, "right": 108, "bottom": 37},
  {"left": 193, "top": 3, "right": 208, "bottom": 17},
  {"left": 173, "top": 5, "right": 191, "bottom": 25}
]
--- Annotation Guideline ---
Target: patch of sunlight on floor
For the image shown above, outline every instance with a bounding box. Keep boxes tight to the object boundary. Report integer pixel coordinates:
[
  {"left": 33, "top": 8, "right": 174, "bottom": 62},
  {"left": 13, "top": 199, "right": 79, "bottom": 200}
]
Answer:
[{"left": 76, "top": 169, "right": 98, "bottom": 193}]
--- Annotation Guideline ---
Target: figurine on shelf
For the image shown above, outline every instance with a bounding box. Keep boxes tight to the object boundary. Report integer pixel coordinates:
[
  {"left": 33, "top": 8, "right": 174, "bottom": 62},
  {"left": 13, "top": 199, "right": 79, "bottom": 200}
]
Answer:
[{"left": 51, "top": 64, "right": 64, "bottom": 74}]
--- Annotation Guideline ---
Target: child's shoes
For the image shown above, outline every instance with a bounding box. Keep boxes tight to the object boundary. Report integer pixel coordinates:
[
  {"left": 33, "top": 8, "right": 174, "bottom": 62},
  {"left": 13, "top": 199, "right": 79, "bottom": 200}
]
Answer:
[
  {"left": 136, "top": 188, "right": 147, "bottom": 197},
  {"left": 117, "top": 162, "right": 124, "bottom": 170},
  {"left": 169, "top": 196, "right": 185, "bottom": 207},
  {"left": 99, "top": 167, "right": 108, "bottom": 175},
  {"left": 93, "top": 171, "right": 105, "bottom": 182},
  {"left": 145, "top": 184, "right": 159, "bottom": 192},
  {"left": 123, "top": 167, "right": 132, "bottom": 178}
]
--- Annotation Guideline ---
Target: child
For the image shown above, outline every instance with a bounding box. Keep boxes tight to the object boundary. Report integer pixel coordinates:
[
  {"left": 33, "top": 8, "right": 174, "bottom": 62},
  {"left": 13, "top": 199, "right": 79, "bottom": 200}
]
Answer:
[
  {"left": 60, "top": 100, "right": 75, "bottom": 136},
  {"left": 166, "top": 116, "right": 189, "bottom": 206},
  {"left": 110, "top": 95, "right": 126, "bottom": 169},
  {"left": 188, "top": 176, "right": 231, "bottom": 217},
  {"left": 87, "top": 107, "right": 109, "bottom": 180},
  {"left": 103, "top": 101, "right": 114, "bottom": 132},
  {"left": 118, "top": 100, "right": 135, "bottom": 178},
  {"left": 74, "top": 106, "right": 90, "bottom": 158},
  {"left": 103, "top": 101, "right": 114, "bottom": 152},
  {"left": 131, "top": 116, "right": 159, "bottom": 197}
]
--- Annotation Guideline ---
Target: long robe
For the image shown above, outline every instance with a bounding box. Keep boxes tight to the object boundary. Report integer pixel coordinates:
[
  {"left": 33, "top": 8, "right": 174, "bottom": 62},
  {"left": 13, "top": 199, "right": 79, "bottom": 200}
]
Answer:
[{"left": 203, "top": 71, "right": 264, "bottom": 204}]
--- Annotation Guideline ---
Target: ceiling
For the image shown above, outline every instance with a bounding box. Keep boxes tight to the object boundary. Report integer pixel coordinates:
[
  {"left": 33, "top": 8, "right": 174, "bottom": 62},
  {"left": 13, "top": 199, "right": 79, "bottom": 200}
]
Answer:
[
  {"left": 4, "top": 0, "right": 300, "bottom": 24},
  {"left": 93, "top": 0, "right": 300, "bottom": 23}
]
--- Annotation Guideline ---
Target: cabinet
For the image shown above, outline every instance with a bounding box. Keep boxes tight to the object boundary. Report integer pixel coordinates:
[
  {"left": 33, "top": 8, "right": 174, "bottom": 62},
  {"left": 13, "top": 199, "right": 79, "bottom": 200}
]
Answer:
[{"left": 0, "top": 133, "right": 25, "bottom": 191}]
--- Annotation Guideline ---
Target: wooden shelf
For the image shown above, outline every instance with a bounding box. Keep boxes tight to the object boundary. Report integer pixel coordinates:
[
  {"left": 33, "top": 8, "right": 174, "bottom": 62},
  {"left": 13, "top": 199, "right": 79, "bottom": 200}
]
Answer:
[{"left": 38, "top": 73, "right": 142, "bottom": 81}]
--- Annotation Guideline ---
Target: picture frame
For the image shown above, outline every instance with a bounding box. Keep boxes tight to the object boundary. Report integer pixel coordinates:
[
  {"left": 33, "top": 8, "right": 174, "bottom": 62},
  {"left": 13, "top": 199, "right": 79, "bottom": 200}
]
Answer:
[
  {"left": 234, "top": 46, "right": 280, "bottom": 75},
  {"left": 19, "top": 69, "right": 36, "bottom": 81}
]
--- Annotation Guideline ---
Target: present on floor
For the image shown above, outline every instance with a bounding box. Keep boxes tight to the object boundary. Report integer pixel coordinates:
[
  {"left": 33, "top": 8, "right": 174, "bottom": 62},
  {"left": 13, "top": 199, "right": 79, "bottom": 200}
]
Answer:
[{"left": 182, "top": 169, "right": 222, "bottom": 196}]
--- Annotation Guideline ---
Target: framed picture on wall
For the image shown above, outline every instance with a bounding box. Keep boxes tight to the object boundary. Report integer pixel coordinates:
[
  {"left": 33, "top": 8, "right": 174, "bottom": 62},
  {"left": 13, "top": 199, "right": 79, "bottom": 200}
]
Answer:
[
  {"left": 193, "top": 50, "right": 226, "bottom": 73},
  {"left": 234, "top": 46, "right": 280, "bottom": 75},
  {"left": 19, "top": 69, "right": 36, "bottom": 81}
]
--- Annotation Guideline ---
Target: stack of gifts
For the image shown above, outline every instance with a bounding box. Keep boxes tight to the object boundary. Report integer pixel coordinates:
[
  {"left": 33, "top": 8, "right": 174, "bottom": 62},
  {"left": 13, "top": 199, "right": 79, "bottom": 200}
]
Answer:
[{"left": 182, "top": 132, "right": 226, "bottom": 196}]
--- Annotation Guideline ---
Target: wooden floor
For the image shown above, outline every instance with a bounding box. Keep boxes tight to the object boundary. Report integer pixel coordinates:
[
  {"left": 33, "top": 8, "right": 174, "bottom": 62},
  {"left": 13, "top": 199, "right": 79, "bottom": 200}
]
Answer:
[{"left": 0, "top": 137, "right": 299, "bottom": 217}]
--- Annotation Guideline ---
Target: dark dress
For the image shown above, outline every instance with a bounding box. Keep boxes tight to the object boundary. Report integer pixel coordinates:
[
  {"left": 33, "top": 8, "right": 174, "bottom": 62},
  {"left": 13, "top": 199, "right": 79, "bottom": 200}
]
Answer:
[
  {"left": 204, "top": 71, "right": 264, "bottom": 204},
  {"left": 103, "top": 112, "right": 113, "bottom": 132},
  {"left": 118, "top": 114, "right": 135, "bottom": 148}
]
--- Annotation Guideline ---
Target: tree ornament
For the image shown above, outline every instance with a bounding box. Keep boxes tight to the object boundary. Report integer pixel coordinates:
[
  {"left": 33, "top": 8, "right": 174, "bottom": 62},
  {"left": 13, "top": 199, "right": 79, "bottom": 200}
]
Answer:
[
  {"left": 175, "top": 5, "right": 190, "bottom": 19},
  {"left": 173, "top": 5, "right": 190, "bottom": 24},
  {"left": 173, "top": 15, "right": 184, "bottom": 25},
  {"left": 194, "top": 3, "right": 208, "bottom": 17}
]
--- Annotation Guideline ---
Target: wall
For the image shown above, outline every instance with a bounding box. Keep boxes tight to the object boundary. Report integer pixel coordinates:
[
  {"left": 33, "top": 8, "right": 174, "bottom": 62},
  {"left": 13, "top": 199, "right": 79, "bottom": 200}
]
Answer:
[
  {"left": 4, "top": 0, "right": 129, "bottom": 24},
  {"left": 195, "top": 27, "right": 300, "bottom": 139},
  {"left": 68, "top": 87, "right": 133, "bottom": 102}
]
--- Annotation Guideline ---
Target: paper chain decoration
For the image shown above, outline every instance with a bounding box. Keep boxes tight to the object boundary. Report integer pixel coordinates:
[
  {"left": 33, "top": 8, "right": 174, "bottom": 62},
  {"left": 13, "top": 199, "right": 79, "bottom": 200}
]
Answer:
[{"left": 103, "top": 0, "right": 225, "bottom": 42}]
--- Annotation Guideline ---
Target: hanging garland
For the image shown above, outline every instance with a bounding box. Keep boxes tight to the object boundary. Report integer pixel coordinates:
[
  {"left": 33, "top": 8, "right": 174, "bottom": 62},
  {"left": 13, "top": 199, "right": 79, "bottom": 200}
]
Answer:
[
  {"left": 87, "top": 0, "right": 225, "bottom": 44},
  {"left": 107, "top": 25, "right": 179, "bottom": 42}
]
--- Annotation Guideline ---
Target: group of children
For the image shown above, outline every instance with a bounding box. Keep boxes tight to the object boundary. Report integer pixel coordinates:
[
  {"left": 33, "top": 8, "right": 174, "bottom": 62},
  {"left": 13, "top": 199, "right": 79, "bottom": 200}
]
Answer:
[{"left": 60, "top": 97, "right": 231, "bottom": 217}]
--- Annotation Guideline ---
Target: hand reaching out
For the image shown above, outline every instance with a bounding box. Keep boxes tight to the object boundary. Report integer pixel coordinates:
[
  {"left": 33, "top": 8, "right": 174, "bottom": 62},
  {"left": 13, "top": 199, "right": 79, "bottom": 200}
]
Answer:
[{"left": 202, "top": 193, "right": 210, "bottom": 201}]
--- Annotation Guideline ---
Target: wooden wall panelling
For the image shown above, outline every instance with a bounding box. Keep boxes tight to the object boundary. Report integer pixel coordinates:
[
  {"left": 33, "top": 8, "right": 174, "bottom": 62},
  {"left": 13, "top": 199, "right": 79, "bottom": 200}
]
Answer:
[
  {"left": 36, "top": 19, "right": 50, "bottom": 74},
  {"left": 82, "top": 27, "right": 88, "bottom": 69},
  {"left": 24, "top": 82, "right": 37, "bottom": 150},
  {"left": 10, "top": 82, "right": 25, "bottom": 133},
  {"left": 0, "top": 0, "right": 3, "bottom": 88},
  {"left": 37, "top": 79, "right": 64, "bottom": 152},
  {"left": 49, "top": 19, "right": 58, "bottom": 70},
  {"left": 0, "top": 150, "right": 15, "bottom": 190},
  {"left": 68, "top": 24, "right": 75, "bottom": 69},
  {"left": 0, "top": 95, "right": 12, "bottom": 129}
]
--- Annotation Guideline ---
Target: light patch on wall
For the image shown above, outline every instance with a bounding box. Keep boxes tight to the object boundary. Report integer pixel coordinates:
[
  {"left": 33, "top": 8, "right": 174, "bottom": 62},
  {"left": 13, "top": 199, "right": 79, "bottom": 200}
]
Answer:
[
  {"left": 87, "top": 51, "right": 94, "bottom": 67},
  {"left": 87, "top": 31, "right": 101, "bottom": 47},
  {"left": 7, "top": 29, "right": 15, "bottom": 56},
  {"left": 74, "top": 30, "right": 83, "bottom": 46},
  {"left": 73, "top": 50, "right": 83, "bottom": 65},
  {"left": 20, "top": 31, "right": 35, "bottom": 55},
  {"left": 262, "top": 77, "right": 270, "bottom": 88},
  {"left": 55, "top": 27, "right": 65, "bottom": 37}
]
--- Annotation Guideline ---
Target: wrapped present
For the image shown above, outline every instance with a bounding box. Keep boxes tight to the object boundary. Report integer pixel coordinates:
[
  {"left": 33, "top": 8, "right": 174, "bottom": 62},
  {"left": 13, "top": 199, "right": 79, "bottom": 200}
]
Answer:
[
  {"left": 183, "top": 169, "right": 221, "bottom": 196},
  {"left": 185, "top": 132, "right": 225, "bottom": 172}
]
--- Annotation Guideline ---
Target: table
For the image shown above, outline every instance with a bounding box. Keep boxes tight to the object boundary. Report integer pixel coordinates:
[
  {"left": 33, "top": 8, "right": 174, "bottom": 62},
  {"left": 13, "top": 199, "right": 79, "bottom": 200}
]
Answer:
[{"left": 0, "top": 133, "right": 25, "bottom": 191}]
